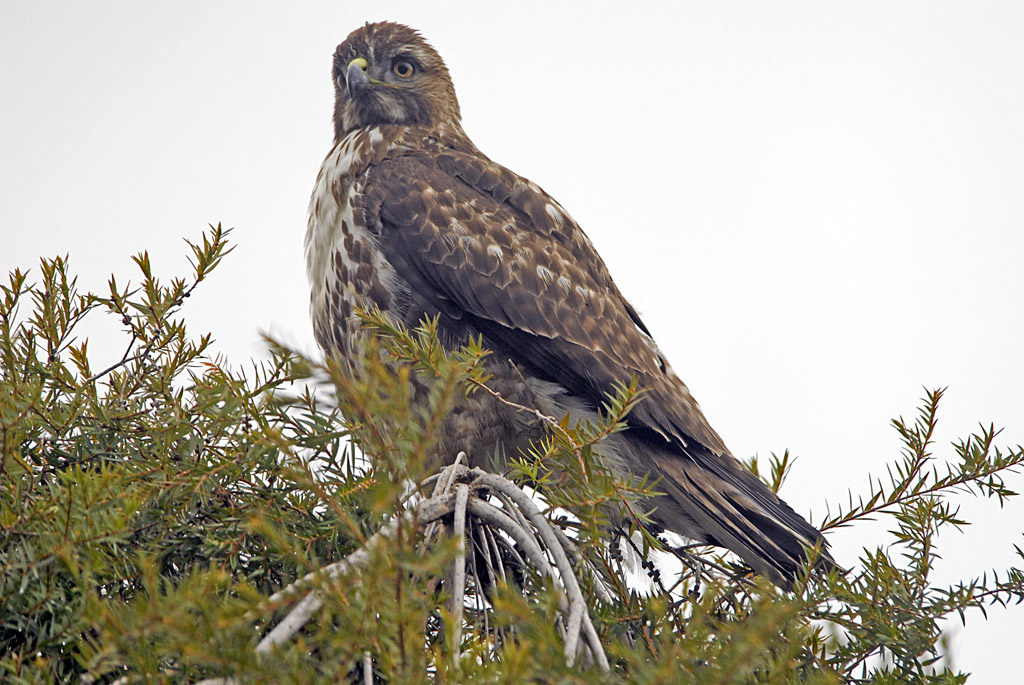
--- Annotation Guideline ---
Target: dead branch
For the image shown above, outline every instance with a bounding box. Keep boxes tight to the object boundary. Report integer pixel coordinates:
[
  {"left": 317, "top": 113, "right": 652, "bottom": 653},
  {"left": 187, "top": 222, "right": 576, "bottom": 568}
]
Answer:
[{"left": 231, "top": 460, "right": 610, "bottom": 679}]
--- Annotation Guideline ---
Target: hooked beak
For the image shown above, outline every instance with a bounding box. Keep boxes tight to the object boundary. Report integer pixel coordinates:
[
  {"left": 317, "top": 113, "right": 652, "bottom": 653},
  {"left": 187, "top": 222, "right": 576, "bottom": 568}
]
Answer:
[{"left": 347, "top": 57, "right": 370, "bottom": 98}]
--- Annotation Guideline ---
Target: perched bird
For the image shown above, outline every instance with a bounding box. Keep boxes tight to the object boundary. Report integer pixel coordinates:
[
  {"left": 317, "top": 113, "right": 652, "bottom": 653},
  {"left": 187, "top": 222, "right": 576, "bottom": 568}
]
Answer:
[{"left": 305, "top": 21, "right": 835, "bottom": 587}]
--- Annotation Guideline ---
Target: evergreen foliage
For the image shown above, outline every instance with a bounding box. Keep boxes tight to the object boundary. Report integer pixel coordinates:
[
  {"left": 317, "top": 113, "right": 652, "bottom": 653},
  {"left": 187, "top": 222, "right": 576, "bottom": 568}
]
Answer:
[{"left": 2, "top": 227, "right": 1022, "bottom": 683}]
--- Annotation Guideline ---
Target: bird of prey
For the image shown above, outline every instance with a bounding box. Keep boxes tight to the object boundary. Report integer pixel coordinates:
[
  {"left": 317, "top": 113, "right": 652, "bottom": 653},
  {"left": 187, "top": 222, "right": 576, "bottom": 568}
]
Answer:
[{"left": 305, "top": 21, "right": 835, "bottom": 587}]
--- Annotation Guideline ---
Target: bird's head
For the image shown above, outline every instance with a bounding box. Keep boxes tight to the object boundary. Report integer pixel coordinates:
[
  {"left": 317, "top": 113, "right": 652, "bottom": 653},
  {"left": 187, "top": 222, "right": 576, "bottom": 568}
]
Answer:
[{"left": 331, "top": 22, "right": 461, "bottom": 141}]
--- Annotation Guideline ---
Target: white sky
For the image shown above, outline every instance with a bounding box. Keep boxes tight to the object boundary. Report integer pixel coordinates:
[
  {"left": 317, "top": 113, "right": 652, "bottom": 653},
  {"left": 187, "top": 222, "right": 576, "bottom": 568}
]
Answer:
[{"left": 3, "top": 1, "right": 1022, "bottom": 678}]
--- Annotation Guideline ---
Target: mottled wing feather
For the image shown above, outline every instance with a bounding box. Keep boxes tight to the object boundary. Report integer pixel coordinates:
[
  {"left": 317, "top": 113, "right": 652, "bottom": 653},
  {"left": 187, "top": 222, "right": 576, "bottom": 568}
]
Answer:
[{"left": 359, "top": 149, "right": 730, "bottom": 456}]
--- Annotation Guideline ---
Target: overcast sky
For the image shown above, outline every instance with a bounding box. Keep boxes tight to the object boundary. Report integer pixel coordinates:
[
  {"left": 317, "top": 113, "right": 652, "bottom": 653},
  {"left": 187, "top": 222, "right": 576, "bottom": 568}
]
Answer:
[{"left": 3, "top": 1, "right": 1022, "bottom": 678}]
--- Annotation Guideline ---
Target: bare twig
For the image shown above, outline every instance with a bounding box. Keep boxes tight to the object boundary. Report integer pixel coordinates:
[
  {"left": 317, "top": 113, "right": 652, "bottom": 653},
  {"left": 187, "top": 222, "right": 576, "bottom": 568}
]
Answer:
[
  {"left": 362, "top": 651, "right": 373, "bottom": 685},
  {"left": 448, "top": 483, "right": 470, "bottom": 652},
  {"left": 467, "top": 469, "right": 609, "bottom": 670},
  {"left": 466, "top": 500, "right": 563, "bottom": 597},
  {"left": 467, "top": 376, "right": 580, "bottom": 451},
  {"left": 249, "top": 461, "right": 609, "bottom": 672},
  {"left": 551, "top": 522, "right": 616, "bottom": 604},
  {"left": 256, "top": 492, "right": 456, "bottom": 653},
  {"left": 423, "top": 452, "right": 467, "bottom": 544},
  {"left": 82, "top": 332, "right": 140, "bottom": 384}
]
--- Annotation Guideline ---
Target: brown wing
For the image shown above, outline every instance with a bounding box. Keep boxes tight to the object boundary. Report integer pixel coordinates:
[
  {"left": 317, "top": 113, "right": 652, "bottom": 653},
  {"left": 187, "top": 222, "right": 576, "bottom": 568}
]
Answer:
[{"left": 359, "top": 147, "right": 729, "bottom": 457}]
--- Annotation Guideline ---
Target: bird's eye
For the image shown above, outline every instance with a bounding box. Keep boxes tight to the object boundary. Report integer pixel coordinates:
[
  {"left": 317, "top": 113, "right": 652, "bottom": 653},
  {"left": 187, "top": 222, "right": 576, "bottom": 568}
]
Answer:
[{"left": 392, "top": 60, "right": 415, "bottom": 78}]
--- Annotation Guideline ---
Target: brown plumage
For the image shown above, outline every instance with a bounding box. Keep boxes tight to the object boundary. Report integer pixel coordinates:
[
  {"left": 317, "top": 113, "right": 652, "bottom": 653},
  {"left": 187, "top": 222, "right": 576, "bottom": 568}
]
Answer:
[{"left": 305, "top": 21, "right": 836, "bottom": 587}]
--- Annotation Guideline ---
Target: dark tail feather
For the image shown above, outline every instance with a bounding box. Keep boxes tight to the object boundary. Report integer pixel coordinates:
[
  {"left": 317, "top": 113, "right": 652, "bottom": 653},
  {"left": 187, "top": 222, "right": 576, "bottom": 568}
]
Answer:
[{"left": 646, "top": 443, "right": 838, "bottom": 589}]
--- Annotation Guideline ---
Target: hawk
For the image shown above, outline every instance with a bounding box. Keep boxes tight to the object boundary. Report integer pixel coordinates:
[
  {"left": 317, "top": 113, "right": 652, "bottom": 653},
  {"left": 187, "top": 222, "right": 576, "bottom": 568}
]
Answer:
[{"left": 305, "top": 21, "right": 835, "bottom": 587}]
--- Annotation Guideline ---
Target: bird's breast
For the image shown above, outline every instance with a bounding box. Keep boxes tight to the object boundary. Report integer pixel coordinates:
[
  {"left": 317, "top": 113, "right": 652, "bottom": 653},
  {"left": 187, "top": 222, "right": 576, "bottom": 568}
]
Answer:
[{"left": 305, "top": 128, "right": 402, "bottom": 357}]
